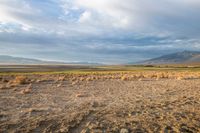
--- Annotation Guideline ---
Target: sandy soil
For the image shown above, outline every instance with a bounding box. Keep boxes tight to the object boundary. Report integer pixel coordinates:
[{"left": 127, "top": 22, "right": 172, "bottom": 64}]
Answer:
[{"left": 0, "top": 74, "right": 200, "bottom": 133}]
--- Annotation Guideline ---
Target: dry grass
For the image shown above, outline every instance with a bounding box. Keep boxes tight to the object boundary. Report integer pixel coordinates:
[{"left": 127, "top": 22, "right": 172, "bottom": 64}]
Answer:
[
  {"left": 57, "top": 71, "right": 200, "bottom": 84},
  {"left": 0, "top": 71, "right": 200, "bottom": 132},
  {"left": 12, "top": 76, "right": 29, "bottom": 85},
  {"left": 121, "top": 75, "right": 129, "bottom": 81},
  {"left": 57, "top": 76, "right": 66, "bottom": 81},
  {"left": 176, "top": 76, "right": 184, "bottom": 80},
  {"left": 1, "top": 71, "right": 200, "bottom": 88}
]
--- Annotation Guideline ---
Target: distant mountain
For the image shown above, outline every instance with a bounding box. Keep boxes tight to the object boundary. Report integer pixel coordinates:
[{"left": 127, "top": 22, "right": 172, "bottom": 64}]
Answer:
[
  {"left": 0, "top": 55, "right": 65, "bottom": 65},
  {"left": 0, "top": 55, "right": 102, "bottom": 65},
  {"left": 137, "top": 51, "right": 200, "bottom": 65}
]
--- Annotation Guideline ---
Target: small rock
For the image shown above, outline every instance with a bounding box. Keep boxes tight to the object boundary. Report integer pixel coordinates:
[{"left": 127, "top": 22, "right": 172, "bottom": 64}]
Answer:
[
  {"left": 0, "top": 85, "right": 7, "bottom": 90},
  {"left": 81, "top": 128, "right": 90, "bottom": 133},
  {"left": 120, "top": 128, "right": 129, "bottom": 133},
  {"left": 138, "top": 78, "right": 143, "bottom": 81},
  {"left": 20, "top": 84, "right": 32, "bottom": 94},
  {"left": 57, "top": 84, "right": 62, "bottom": 87},
  {"left": 58, "top": 76, "right": 66, "bottom": 81},
  {"left": 128, "top": 113, "right": 132, "bottom": 117},
  {"left": 59, "top": 128, "right": 67, "bottom": 133},
  {"left": 91, "top": 101, "right": 99, "bottom": 108},
  {"left": 72, "top": 81, "right": 78, "bottom": 85},
  {"left": 93, "top": 129, "right": 103, "bottom": 133},
  {"left": 76, "top": 93, "right": 87, "bottom": 97},
  {"left": 88, "top": 123, "right": 97, "bottom": 129},
  {"left": 36, "top": 79, "right": 41, "bottom": 83},
  {"left": 2, "top": 79, "right": 9, "bottom": 83}
]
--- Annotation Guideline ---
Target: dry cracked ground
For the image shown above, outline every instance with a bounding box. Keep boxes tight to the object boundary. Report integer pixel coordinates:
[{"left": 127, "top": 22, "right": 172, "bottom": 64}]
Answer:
[{"left": 0, "top": 73, "right": 200, "bottom": 133}]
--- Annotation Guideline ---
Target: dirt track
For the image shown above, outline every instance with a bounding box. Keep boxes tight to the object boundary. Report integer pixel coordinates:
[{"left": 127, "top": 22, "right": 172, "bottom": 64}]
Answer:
[{"left": 0, "top": 75, "right": 200, "bottom": 133}]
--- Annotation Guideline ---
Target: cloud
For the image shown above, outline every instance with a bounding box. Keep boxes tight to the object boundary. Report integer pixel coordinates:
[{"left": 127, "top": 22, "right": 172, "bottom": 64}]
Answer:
[
  {"left": 0, "top": 0, "right": 200, "bottom": 63},
  {"left": 79, "top": 11, "right": 91, "bottom": 23},
  {"left": 73, "top": 0, "right": 200, "bottom": 37}
]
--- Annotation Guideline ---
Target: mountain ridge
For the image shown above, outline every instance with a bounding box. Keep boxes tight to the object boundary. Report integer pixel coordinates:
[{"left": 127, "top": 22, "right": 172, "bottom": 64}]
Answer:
[
  {"left": 135, "top": 50, "right": 200, "bottom": 65},
  {"left": 0, "top": 55, "right": 102, "bottom": 65}
]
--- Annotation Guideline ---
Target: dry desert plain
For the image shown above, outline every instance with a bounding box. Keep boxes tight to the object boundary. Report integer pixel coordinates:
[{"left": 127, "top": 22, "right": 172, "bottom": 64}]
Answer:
[{"left": 0, "top": 67, "right": 200, "bottom": 133}]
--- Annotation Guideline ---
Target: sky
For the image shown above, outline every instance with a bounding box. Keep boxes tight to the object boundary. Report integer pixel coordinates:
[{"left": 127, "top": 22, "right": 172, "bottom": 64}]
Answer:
[{"left": 0, "top": 0, "right": 200, "bottom": 64}]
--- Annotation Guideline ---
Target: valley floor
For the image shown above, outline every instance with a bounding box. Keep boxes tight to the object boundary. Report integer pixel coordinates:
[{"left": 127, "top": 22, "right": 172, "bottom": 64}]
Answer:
[{"left": 0, "top": 74, "right": 200, "bottom": 133}]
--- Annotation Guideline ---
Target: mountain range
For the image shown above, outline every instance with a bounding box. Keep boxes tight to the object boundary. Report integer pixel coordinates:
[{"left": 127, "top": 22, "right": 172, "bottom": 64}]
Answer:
[
  {"left": 1, "top": 51, "right": 200, "bottom": 65},
  {"left": 0, "top": 55, "right": 101, "bottom": 65},
  {"left": 138, "top": 51, "right": 200, "bottom": 65}
]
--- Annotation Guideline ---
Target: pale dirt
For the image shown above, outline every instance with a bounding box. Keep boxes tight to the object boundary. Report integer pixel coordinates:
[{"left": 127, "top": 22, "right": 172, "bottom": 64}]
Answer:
[{"left": 0, "top": 75, "right": 200, "bottom": 133}]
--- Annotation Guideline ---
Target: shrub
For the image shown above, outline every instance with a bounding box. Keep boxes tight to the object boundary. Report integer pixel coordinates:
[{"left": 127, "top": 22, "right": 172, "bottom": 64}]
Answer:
[
  {"left": 176, "top": 76, "right": 183, "bottom": 80},
  {"left": 12, "top": 76, "right": 28, "bottom": 85},
  {"left": 57, "top": 76, "right": 66, "bottom": 81},
  {"left": 121, "top": 76, "right": 128, "bottom": 81}
]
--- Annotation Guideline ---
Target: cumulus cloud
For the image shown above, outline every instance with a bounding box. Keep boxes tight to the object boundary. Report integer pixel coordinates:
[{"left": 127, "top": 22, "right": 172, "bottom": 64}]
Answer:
[
  {"left": 79, "top": 11, "right": 92, "bottom": 23},
  {"left": 73, "top": 0, "right": 200, "bottom": 37},
  {"left": 0, "top": 0, "right": 200, "bottom": 63}
]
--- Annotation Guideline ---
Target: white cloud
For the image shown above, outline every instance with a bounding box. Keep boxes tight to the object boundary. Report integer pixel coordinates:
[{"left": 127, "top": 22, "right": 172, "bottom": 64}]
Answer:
[
  {"left": 72, "top": 0, "right": 200, "bottom": 36},
  {"left": 0, "top": 0, "right": 39, "bottom": 29},
  {"left": 1, "top": 0, "right": 200, "bottom": 37},
  {"left": 0, "top": 0, "right": 200, "bottom": 63},
  {"left": 79, "top": 11, "right": 91, "bottom": 23}
]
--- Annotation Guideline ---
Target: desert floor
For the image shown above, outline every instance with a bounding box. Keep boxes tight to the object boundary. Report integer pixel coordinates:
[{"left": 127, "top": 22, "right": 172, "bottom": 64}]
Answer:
[{"left": 0, "top": 74, "right": 200, "bottom": 133}]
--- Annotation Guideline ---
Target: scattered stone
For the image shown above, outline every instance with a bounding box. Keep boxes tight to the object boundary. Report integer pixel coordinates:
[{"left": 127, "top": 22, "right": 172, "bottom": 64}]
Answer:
[
  {"left": 27, "top": 107, "right": 50, "bottom": 116},
  {"left": 57, "top": 84, "right": 62, "bottom": 87},
  {"left": 120, "top": 128, "right": 129, "bottom": 133},
  {"left": 80, "top": 77, "right": 85, "bottom": 81},
  {"left": 91, "top": 101, "right": 99, "bottom": 108},
  {"left": 59, "top": 128, "right": 67, "bottom": 133},
  {"left": 92, "top": 129, "right": 103, "bottom": 133},
  {"left": 138, "top": 78, "right": 143, "bottom": 81},
  {"left": 0, "top": 83, "right": 16, "bottom": 89},
  {"left": 72, "top": 81, "right": 78, "bottom": 85},
  {"left": 179, "top": 124, "right": 196, "bottom": 133},
  {"left": 86, "top": 77, "right": 93, "bottom": 82},
  {"left": 0, "top": 85, "right": 8, "bottom": 90},
  {"left": 0, "top": 114, "right": 8, "bottom": 121},
  {"left": 20, "top": 84, "right": 32, "bottom": 94},
  {"left": 2, "top": 79, "right": 9, "bottom": 83},
  {"left": 176, "top": 76, "right": 183, "bottom": 80},
  {"left": 36, "top": 79, "right": 41, "bottom": 83},
  {"left": 58, "top": 76, "right": 66, "bottom": 81},
  {"left": 164, "top": 126, "right": 174, "bottom": 133},
  {"left": 81, "top": 128, "right": 90, "bottom": 133},
  {"left": 76, "top": 93, "right": 87, "bottom": 97}
]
